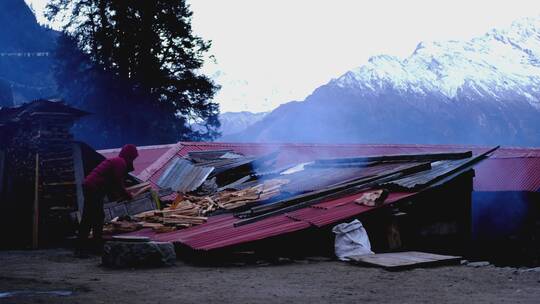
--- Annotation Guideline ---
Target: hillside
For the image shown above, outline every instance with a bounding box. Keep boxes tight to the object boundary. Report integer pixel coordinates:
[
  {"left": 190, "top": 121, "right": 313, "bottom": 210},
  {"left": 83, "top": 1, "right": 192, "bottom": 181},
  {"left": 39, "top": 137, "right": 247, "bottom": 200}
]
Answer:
[{"left": 0, "top": 0, "right": 57, "bottom": 104}]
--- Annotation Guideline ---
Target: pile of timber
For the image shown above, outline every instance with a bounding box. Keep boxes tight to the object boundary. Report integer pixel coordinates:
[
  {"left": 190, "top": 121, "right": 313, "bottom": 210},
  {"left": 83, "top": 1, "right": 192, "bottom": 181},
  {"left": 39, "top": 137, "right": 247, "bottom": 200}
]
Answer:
[
  {"left": 212, "top": 179, "right": 289, "bottom": 209},
  {"left": 104, "top": 179, "right": 290, "bottom": 234},
  {"left": 133, "top": 207, "right": 208, "bottom": 232}
]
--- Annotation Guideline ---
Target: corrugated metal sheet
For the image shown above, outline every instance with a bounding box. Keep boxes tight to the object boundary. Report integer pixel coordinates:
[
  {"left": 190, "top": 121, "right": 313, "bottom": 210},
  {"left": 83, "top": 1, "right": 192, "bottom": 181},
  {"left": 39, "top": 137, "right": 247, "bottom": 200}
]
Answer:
[
  {"left": 124, "top": 190, "right": 416, "bottom": 251},
  {"left": 284, "top": 192, "right": 415, "bottom": 227},
  {"left": 156, "top": 157, "right": 214, "bottom": 193},
  {"left": 188, "top": 149, "right": 234, "bottom": 162},
  {"left": 473, "top": 158, "right": 540, "bottom": 191},
  {"left": 280, "top": 162, "right": 425, "bottom": 194},
  {"left": 381, "top": 159, "right": 472, "bottom": 191},
  {"left": 108, "top": 142, "right": 540, "bottom": 192},
  {"left": 113, "top": 142, "right": 540, "bottom": 252},
  {"left": 98, "top": 144, "right": 175, "bottom": 176},
  {"left": 125, "top": 214, "right": 310, "bottom": 250}
]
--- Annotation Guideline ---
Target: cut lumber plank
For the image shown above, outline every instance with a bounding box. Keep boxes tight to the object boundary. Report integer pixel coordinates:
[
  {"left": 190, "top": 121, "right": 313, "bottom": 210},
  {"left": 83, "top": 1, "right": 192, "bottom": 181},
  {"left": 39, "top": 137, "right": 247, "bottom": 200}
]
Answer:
[
  {"left": 162, "top": 218, "right": 205, "bottom": 225},
  {"left": 142, "top": 222, "right": 165, "bottom": 229},
  {"left": 167, "top": 215, "right": 207, "bottom": 220},
  {"left": 349, "top": 251, "right": 461, "bottom": 270},
  {"left": 126, "top": 182, "right": 151, "bottom": 191},
  {"left": 131, "top": 185, "right": 152, "bottom": 197}
]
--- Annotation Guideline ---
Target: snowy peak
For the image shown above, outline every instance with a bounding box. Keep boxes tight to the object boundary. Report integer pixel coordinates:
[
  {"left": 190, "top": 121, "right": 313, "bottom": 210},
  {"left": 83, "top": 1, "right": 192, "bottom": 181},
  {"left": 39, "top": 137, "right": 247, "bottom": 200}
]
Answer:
[
  {"left": 225, "top": 15, "right": 540, "bottom": 146},
  {"left": 218, "top": 111, "right": 268, "bottom": 137},
  {"left": 333, "top": 15, "right": 540, "bottom": 107}
]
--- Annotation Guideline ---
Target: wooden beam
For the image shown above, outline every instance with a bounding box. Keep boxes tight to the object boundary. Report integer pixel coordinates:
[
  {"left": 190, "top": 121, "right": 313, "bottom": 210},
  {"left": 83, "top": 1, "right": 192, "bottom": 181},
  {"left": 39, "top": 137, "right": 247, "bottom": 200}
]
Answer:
[
  {"left": 32, "top": 153, "right": 39, "bottom": 249},
  {"left": 246, "top": 162, "right": 431, "bottom": 217},
  {"left": 72, "top": 143, "right": 85, "bottom": 223},
  {"left": 314, "top": 151, "right": 473, "bottom": 165}
]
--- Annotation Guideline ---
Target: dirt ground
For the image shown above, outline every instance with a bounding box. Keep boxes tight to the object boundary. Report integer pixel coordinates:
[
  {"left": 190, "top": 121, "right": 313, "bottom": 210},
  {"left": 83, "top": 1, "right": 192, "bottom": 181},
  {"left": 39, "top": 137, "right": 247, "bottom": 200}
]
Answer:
[{"left": 1, "top": 249, "right": 539, "bottom": 304}]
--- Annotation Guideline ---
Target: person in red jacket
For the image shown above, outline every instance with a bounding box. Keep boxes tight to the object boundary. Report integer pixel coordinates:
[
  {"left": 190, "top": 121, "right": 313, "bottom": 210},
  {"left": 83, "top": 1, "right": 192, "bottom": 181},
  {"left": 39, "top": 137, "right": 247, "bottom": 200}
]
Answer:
[{"left": 77, "top": 144, "right": 138, "bottom": 255}]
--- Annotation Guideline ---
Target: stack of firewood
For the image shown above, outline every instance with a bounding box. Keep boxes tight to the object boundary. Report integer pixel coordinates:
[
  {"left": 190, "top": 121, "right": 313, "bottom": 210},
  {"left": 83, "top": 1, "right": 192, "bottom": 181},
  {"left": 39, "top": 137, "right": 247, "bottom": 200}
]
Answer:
[
  {"left": 212, "top": 179, "right": 289, "bottom": 209},
  {"left": 131, "top": 206, "right": 208, "bottom": 232},
  {"left": 106, "top": 179, "right": 290, "bottom": 234}
]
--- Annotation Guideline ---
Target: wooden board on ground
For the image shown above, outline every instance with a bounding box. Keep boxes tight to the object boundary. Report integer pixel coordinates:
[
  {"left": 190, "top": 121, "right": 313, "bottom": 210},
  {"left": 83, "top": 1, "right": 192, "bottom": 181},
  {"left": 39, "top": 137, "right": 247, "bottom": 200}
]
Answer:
[
  {"left": 112, "top": 236, "right": 150, "bottom": 243},
  {"left": 349, "top": 251, "right": 461, "bottom": 270}
]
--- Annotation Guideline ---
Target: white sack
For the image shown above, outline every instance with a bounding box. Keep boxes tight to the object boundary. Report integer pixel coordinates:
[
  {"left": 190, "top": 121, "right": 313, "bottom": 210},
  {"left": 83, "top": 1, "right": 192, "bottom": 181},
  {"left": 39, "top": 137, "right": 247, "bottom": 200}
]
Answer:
[{"left": 332, "top": 219, "right": 373, "bottom": 261}]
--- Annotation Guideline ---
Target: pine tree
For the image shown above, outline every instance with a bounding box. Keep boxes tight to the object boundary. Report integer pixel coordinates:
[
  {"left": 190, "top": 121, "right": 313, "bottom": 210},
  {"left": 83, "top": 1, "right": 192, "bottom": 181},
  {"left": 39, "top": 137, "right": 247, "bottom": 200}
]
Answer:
[{"left": 47, "top": 0, "right": 220, "bottom": 148}]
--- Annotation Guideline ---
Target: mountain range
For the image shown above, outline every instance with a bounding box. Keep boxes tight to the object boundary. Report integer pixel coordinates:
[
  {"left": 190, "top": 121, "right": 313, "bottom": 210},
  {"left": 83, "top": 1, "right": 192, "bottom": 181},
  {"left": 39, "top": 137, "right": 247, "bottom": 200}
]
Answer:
[
  {"left": 224, "top": 16, "right": 540, "bottom": 146},
  {"left": 0, "top": 0, "right": 57, "bottom": 105},
  {"left": 3, "top": 1, "right": 540, "bottom": 146},
  {"left": 218, "top": 111, "right": 267, "bottom": 137}
]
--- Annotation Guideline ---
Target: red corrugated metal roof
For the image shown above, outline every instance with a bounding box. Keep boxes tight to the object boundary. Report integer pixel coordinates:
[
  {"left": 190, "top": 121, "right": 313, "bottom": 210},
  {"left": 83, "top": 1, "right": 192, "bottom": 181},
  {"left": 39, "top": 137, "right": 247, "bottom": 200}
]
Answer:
[
  {"left": 125, "top": 190, "right": 415, "bottom": 251},
  {"left": 116, "top": 142, "right": 540, "bottom": 252},
  {"left": 117, "top": 142, "right": 540, "bottom": 192},
  {"left": 98, "top": 144, "right": 176, "bottom": 176},
  {"left": 473, "top": 158, "right": 540, "bottom": 191}
]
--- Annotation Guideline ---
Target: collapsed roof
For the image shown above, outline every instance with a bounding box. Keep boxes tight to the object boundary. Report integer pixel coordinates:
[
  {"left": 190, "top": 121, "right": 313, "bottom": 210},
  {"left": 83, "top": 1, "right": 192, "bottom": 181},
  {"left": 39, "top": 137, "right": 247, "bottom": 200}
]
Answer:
[{"left": 112, "top": 144, "right": 497, "bottom": 251}]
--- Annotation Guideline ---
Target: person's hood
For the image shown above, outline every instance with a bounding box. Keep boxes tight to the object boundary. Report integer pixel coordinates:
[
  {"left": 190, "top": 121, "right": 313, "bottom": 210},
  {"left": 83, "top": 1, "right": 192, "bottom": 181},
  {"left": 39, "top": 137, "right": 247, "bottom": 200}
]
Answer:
[{"left": 119, "top": 144, "right": 138, "bottom": 172}]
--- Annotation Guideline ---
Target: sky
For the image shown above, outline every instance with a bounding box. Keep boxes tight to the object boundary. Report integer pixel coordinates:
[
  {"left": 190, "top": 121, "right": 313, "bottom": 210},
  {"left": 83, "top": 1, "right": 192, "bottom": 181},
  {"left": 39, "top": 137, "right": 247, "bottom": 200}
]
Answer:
[{"left": 26, "top": 0, "right": 540, "bottom": 113}]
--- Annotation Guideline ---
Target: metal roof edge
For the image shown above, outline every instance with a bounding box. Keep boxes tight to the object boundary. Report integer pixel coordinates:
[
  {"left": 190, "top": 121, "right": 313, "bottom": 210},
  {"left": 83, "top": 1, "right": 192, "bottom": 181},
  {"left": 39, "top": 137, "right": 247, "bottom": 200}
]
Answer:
[
  {"left": 98, "top": 143, "right": 178, "bottom": 155},
  {"left": 137, "top": 142, "right": 185, "bottom": 181},
  {"left": 179, "top": 142, "right": 540, "bottom": 159}
]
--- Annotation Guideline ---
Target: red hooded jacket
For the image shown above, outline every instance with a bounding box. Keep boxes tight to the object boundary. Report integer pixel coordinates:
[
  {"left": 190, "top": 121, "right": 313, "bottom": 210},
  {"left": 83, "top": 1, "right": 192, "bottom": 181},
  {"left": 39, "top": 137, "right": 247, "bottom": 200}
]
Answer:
[{"left": 83, "top": 144, "right": 139, "bottom": 199}]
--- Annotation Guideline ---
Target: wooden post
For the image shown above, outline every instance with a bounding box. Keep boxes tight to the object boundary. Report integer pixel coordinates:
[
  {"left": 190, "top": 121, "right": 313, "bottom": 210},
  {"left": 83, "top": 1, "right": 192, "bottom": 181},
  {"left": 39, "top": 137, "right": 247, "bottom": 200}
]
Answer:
[
  {"left": 72, "top": 143, "right": 85, "bottom": 223},
  {"left": 0, "top": 150, "right": 5, "bottom": 197},
  {"left": 32, "top": 153, "right": 39, "bottom": 249}
]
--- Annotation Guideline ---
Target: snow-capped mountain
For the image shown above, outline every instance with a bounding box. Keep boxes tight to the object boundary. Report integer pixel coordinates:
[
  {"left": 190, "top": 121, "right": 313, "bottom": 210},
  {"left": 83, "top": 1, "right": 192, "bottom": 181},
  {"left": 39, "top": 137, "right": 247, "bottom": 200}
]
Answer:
[
  {"left": 218, "top": 111, "right": 267, "bottom": 137},
  {"left": 228, "top": 16, "right": 540, "bottom": 146},
  {"left": 335, "top": 16, "right": 540, "bottom": 107},
  {"left": 0, "top": 0, "right": 57, "bottom": 104}
]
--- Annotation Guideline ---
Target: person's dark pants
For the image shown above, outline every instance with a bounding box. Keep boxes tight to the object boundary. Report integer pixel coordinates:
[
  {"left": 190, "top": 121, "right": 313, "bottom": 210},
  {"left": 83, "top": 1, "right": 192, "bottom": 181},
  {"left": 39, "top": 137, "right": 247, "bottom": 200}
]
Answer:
[{"left": 77, "top": 189, "right": 105, "bottom": 253}]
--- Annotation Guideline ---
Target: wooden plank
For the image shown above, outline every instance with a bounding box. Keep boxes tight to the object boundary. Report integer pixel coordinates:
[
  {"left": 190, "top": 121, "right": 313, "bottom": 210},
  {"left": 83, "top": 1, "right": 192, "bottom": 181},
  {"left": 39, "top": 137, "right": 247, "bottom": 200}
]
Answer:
[
  {"left": 131, "top": 185, "right": 152, "bottom": 198},
  {"left": 126, "top": 182, "right": 151, "bottom": 191},
  {"left": 350, "top": 251, "right": 461, "bottom": 270}
]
